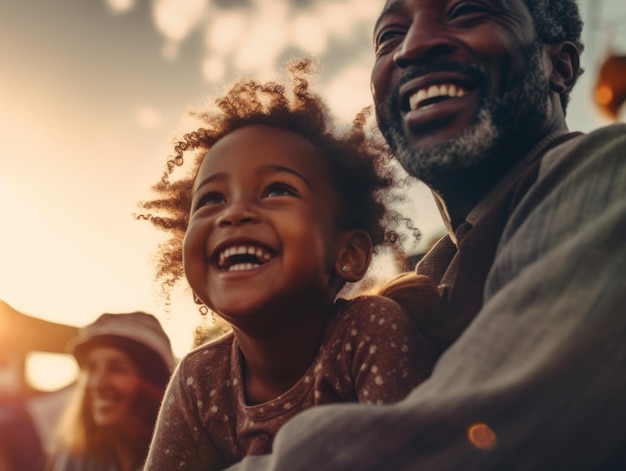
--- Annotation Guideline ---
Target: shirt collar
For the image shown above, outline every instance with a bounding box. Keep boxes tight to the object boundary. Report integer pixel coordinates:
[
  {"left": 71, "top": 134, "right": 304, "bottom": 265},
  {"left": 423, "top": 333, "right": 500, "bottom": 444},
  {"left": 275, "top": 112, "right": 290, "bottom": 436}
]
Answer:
[{"left": 444, "top": 130, "right": 570, "bottom": 246}]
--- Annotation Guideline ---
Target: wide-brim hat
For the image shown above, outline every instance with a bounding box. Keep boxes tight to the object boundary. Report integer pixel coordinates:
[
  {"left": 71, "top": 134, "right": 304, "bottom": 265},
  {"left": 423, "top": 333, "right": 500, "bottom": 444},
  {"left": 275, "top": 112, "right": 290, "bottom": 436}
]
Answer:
[{"left": 67, "top": 311, "right": 175, "bottom": 373}]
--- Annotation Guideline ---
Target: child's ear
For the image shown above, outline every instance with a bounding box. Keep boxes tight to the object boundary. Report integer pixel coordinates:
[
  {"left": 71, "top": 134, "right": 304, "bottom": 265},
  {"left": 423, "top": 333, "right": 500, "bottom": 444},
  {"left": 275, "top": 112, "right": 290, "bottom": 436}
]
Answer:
[{"left": 335, "top": 230, "right": 373, "bottom": 282}]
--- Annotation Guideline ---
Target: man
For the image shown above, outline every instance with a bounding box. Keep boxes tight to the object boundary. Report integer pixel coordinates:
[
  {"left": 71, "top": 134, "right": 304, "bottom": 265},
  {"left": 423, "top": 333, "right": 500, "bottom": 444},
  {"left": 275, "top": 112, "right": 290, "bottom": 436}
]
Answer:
[{"left": 228, "top": 1, "right": 626, "bottom": 469}]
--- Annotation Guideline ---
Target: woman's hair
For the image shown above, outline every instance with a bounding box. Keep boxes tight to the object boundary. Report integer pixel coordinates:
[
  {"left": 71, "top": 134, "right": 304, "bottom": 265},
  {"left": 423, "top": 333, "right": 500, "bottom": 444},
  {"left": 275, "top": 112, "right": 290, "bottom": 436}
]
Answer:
[
  {"left": 138, "top": 57, "right": 410, "bottom": 298},
  {"left": 48, "top": 345, "right": 167, "bottom": 468},
  {"left": 367, "top": 272, "right": 439, "bottom": 332}
]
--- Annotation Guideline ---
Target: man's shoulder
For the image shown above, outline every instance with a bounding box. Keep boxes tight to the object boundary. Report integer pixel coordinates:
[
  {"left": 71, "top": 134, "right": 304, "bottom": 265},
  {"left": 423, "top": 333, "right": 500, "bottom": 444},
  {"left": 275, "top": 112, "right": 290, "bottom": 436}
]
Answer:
[
  {"left": 491, "top": 123, "right": 626, "bottom": 289},
  {"left": 507, "top": 123, "right": 626, "bottom": 224},
  {"left": 565, "top": 122, "right": 626, "bottom": 142},
  {"left": 586, "top": 122, "right": 626, "bottom": 137},
  {"left": 577, "top": 122, "right": 626, "bottom": 156},
  {"left": 541, "top": 123, "right": 626, "bottom": 173}
]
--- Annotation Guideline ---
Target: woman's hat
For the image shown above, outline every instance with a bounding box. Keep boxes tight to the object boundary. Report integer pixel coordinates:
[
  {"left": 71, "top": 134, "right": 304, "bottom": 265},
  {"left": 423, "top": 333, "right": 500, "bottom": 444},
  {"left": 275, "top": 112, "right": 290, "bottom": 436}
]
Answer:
[{"left": 67, "top": 311, "right": 175, "bottom": 373}]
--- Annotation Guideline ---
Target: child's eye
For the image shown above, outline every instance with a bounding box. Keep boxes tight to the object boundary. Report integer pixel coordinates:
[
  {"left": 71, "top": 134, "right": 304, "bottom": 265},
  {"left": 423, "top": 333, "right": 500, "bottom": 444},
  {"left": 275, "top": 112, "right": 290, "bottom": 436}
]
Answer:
[
  {"left": 264, "top": 181, "right": 298, "bottom": 198},
  {"left": 195, "top": 191, "right": 225, "bottom": 210}
]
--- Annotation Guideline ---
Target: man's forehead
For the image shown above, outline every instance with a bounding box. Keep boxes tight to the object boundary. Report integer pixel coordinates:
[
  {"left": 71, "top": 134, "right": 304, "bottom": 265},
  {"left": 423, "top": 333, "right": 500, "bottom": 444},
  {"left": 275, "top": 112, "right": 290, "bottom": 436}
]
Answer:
[
  {"left": 373, "top": 0, "right": 406, "bottom": 33},
  {"left": 377, "top": 0, "right": 519, "bottom": 15},
  {"left": 374, "top": 0, "right": 527, "bottom": 30}
]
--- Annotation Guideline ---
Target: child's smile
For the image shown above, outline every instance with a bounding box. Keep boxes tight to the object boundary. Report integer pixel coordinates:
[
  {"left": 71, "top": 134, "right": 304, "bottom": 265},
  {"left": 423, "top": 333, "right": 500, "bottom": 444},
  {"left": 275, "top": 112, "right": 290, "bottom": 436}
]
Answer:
[
  {"left": 183, "top": 124, "right": 342, "bottom": 324},
  {"left": 214, "top": 242, "right": 274, "bottom": 272}
]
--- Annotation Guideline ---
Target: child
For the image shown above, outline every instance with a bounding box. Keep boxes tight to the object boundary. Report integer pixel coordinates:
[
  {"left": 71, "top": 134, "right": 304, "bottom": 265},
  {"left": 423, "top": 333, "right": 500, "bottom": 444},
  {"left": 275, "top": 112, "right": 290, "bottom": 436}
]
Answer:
[{"left": 139, "top": 58, "right": 439, "bottom": 470}]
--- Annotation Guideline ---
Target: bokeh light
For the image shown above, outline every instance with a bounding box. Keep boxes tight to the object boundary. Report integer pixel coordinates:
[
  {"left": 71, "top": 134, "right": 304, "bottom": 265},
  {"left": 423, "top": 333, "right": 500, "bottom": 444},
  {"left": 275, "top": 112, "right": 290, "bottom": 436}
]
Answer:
[{"left": 467, "top": 423, "right": 498, "bottom": 450}]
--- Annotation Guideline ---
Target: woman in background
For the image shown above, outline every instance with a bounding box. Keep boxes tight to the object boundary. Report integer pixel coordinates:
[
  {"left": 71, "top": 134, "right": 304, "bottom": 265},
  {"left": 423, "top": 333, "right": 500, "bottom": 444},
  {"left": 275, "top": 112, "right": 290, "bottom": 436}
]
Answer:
[{"left": 45, "top": 311, "right": 175, "bottom": 471}]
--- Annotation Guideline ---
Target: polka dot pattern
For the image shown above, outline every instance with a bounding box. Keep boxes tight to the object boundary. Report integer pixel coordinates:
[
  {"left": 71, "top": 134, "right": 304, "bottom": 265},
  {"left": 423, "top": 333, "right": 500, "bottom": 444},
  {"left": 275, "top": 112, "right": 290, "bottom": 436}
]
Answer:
[{"left": 146, "top": 295, "right": 434, "bottom": 469}]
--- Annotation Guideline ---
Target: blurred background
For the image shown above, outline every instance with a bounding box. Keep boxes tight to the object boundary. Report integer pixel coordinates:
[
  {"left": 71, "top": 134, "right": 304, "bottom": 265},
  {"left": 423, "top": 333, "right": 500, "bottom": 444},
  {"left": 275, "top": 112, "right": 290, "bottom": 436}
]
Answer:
[{"left": 0, "top": 0, "right": 624, "bottom": 449}]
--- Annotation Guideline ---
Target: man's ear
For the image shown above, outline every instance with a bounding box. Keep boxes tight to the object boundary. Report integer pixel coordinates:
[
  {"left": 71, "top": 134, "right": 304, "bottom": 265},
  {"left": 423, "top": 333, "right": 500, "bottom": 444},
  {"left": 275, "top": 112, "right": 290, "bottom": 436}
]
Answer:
[
  {"left": 546, "top": 41, "right": 580, "bottom": 94},
  {"left": 334, "top": 230, "right": 373, "bottom": 282}
]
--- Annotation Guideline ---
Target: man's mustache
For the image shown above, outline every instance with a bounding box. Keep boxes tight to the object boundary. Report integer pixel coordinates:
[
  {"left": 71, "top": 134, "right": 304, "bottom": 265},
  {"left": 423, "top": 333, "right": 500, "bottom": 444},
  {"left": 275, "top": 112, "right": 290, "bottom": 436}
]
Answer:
[{"left": 390, "top": 61, "right": 490, "bottom": 110}]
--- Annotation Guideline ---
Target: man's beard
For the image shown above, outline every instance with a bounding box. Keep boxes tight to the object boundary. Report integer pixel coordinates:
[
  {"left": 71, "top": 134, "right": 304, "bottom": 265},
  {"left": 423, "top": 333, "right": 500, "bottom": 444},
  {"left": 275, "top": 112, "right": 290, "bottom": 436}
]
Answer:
[{"left": 378, "top": 46, "right": 550, "bottom": 183}]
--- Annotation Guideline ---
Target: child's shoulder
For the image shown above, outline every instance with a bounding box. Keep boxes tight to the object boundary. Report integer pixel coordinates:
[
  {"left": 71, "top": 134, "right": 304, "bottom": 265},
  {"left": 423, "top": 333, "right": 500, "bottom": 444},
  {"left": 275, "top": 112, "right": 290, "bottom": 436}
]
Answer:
[
  {"left": 341, "top": 293, "right": 403, "bottom": 310},
  {"left": 167, "top": 331, "right": 243, "bottom": 420},
  {"left": 178, "top": 331, "right": 235, "bottom": 373},
  {"left": 324, "top": 295, "right": 428, "bottom": 364},
  {"left": 335, "top": 294, "right": 414, "bottom": 331}
]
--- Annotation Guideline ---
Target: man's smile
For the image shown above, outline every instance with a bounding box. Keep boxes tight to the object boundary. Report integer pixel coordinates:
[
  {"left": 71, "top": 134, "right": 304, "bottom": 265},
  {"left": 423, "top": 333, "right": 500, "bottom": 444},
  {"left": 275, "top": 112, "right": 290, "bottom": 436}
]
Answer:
[{"left": 408, "top": 83, "right": 469, "bottom": 111}]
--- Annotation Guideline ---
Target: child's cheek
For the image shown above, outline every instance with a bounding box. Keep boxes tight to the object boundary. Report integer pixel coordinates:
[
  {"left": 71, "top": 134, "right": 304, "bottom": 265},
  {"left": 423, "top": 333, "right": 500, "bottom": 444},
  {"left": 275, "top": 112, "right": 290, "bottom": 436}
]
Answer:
[{"left": 183, "top": 223, "right": 206, "bottom": 276}]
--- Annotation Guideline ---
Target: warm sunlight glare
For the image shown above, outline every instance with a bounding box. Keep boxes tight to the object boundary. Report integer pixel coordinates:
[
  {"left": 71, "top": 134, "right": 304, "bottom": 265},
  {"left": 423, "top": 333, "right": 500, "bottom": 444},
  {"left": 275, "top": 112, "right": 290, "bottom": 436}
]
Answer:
[
  {"left": 25, "top": 352, "right": 78, "bottom": 392},
  {"left": 206, "top": 12, "right": 245, "bottom": 55},
  {"left": 291, "top": 14, "right": 326, "bottom": 54},
  {"left": 0, "top": 177, "right": 84, "bottom": 321},
  {"left": 135, "top": 106, "right": 164, "bottom": 129},
  {"left": 106, "top": 0, "right": 135, "bottom": 13},
  {"left": 202, "top": 56, "right": 227, "bottom": 83},
  {"left": 153, "top": 0, "right": 206, "bottom": 42}
]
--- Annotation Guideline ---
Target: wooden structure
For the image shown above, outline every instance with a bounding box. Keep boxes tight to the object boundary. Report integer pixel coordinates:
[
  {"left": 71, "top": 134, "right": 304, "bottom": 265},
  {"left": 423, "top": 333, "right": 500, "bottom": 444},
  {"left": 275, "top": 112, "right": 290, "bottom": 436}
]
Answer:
[{"left": 0, "top": 300, "right": 78, "bottom": 397}]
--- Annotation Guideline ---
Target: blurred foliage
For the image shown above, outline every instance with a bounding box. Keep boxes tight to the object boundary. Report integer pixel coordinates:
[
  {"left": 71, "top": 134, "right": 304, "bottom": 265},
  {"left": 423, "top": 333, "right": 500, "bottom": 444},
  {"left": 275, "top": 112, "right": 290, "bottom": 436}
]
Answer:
[{"left": 193, "top": 317, "right": 230, "bottom": 348}]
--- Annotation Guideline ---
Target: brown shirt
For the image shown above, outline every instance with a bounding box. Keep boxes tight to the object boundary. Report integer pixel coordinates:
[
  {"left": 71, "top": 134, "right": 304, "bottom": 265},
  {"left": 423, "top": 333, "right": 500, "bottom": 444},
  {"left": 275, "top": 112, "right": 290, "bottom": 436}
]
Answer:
[
  {"left": 144, "top": 295, "right": 433, "bottom": 470},
  {"left": 418, "top": 131, "right": 583, "bottom": 355}
]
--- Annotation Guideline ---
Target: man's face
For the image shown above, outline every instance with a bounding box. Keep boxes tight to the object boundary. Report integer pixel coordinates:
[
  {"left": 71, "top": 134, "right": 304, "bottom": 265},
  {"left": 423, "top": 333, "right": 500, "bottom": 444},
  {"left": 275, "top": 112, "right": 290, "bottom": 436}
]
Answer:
[{"left": 371, "top": 0, "right": 551, "bottom": 183}]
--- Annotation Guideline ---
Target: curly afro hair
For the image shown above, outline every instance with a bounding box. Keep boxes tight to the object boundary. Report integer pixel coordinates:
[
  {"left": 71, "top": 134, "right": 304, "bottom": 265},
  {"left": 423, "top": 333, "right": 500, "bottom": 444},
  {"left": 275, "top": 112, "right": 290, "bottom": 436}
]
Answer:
[{"left": 138, "top": 58, "right": 408, "bottom": 297}]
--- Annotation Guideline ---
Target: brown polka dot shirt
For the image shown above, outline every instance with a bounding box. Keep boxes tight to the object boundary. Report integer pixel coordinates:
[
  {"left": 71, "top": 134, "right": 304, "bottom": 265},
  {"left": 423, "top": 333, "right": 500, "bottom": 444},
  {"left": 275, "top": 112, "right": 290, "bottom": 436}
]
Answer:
[{"left": 144, "top": 295, "right": 434, "bottom": 470}]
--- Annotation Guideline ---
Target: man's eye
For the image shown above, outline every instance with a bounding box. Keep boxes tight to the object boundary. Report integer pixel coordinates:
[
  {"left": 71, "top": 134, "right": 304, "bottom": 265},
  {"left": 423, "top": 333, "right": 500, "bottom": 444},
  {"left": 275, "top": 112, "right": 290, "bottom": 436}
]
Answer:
[
  {"left": 374, "top": 28, "right": 405, "bottom": 55},
  {"left": 448, "top": 2, "right": 491, "bottom": 21},
  {"left": 264, "top": 182, "right": 297, "bottom": 198}
]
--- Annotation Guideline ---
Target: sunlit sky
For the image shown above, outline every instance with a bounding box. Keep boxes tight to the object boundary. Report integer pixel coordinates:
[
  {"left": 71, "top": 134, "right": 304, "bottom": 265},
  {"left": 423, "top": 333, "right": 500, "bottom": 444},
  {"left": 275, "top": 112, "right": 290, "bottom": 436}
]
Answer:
[{"left": 1, "top": 0, "right": 623, "bottom": 370}]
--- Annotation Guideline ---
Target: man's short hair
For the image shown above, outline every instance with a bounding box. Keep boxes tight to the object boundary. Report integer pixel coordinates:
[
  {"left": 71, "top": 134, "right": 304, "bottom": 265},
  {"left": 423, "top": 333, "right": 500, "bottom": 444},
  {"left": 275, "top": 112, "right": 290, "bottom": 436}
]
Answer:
[{"left": 523, "top": 0, "right": 584, "bottom": 111}]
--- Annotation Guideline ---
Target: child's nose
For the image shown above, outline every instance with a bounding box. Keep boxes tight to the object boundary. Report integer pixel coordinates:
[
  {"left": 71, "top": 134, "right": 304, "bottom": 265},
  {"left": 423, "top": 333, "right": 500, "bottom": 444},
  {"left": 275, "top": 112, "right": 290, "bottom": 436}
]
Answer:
[{"left": 217, "top": 203, "right": 258, "bottom": 227}]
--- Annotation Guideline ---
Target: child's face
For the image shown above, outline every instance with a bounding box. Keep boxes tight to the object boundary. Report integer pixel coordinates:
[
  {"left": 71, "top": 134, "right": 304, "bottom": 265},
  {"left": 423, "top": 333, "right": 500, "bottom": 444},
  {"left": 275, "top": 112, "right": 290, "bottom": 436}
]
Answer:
[{"left": 183, "top": 124, "right": 342, "bottom": 324}]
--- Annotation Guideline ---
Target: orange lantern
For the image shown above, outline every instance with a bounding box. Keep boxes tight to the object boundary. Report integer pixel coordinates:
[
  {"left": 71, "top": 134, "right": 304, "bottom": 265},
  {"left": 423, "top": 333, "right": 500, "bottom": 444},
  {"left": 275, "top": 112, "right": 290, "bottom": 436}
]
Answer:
[{"left": 594, "top": 53, "right": 626, "bottom": 120}]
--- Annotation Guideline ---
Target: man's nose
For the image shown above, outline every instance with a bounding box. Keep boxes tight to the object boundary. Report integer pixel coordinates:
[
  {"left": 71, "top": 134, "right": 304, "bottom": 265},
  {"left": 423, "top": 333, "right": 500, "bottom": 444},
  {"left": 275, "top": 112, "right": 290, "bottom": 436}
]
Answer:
[{"left": 393, "top": 15, "right": 457, "bottom": 68}]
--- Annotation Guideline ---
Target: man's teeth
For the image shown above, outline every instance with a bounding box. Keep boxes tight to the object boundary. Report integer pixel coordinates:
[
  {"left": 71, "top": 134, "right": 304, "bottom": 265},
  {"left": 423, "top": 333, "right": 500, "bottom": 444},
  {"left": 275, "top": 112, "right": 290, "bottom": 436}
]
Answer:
[{"left": 409, "top": 83, "right": 468, "bottom": 110}]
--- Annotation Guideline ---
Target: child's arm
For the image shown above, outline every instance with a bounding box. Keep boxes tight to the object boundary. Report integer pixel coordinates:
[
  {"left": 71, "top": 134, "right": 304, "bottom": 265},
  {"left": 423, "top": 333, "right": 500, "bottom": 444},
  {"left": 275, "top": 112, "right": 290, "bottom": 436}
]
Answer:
[{"left": 143, "top": 360, "right": 229, "bottom": 471}]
